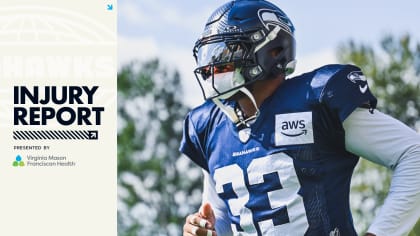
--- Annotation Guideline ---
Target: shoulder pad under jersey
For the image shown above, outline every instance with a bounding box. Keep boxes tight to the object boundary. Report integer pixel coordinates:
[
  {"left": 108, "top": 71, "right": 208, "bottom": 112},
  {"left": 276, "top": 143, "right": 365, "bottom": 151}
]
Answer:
[
  {"left": 308, "top": 64, "right": 377, "bottom": 121},
  {"left": 179, "top": 100, "right": 225, "bottom": 171}
]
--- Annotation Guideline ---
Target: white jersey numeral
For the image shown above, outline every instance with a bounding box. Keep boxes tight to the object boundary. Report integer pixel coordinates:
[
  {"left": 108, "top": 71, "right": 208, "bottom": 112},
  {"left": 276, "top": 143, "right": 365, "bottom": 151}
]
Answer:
[
  {"left": 213, "top": 152, "right": 309, "bottom": 235},
  {"left": 214, "top": 164, "right": 258, "bottom": 234}
]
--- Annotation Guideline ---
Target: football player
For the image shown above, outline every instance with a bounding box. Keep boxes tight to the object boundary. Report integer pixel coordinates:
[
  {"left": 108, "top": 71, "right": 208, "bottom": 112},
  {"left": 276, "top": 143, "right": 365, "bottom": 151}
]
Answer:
[{"left": 180, "top": 0, "right": 420, "bottom": 235}]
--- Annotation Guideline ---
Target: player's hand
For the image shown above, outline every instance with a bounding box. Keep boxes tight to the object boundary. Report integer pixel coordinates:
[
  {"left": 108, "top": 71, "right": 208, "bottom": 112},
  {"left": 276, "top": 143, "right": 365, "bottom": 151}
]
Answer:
[{"left": 183, "top": 202, "right": 217, "bottom": 236}]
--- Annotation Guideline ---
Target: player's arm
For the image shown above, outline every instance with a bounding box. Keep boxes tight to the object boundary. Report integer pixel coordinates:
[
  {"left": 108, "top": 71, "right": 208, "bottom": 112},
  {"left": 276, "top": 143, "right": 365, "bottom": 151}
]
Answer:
[
  {"left": 183, "top": 171, "right": 232, "bottom": 236},
  {"left": 201, "top": 171, "right": 233, "bottom": 236},
  {"left": 343, "top": 107, "right": 420, "bottom": 236}
]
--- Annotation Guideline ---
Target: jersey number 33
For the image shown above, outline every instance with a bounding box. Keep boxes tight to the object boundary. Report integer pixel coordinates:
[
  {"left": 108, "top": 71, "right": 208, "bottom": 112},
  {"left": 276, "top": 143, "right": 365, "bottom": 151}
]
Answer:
[{"left": 213, "top": 153, "right": 309, "bottom": 235}]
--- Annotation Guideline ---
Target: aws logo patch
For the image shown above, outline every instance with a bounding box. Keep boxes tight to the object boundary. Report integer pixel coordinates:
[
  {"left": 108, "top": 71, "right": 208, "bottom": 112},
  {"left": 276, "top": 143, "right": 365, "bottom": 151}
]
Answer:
[{"left": 275, "top": 112, "right": 314, "bottom": 146}]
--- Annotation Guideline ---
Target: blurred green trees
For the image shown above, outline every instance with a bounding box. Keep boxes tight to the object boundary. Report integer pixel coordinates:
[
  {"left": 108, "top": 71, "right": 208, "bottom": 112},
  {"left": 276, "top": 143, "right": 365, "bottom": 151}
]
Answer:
[
  {"left": 337, "top": 34, "right": 420, "bottom": 234},
  {"left": 117, "top": 59, "right": 202, "bottom": 236}
]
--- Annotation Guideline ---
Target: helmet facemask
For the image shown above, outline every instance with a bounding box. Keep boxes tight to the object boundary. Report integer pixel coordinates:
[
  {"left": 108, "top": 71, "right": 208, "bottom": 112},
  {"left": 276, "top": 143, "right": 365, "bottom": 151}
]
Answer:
[{"left": 193, "top": 38, "right": 257, "bottom": 100}]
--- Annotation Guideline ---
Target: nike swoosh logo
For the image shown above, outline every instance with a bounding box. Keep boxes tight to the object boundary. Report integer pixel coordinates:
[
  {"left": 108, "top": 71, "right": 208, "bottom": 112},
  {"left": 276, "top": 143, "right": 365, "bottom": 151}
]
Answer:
[{"left": 359, "top": 84, "right": 368, "bottom": 93}]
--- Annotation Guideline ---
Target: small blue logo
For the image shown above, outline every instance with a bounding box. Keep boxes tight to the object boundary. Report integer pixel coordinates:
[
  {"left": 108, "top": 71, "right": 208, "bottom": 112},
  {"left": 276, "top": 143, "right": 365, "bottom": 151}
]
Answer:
[
  {"left": 13, "top": 155, "right": 25, "bottom": 167},
  {"left": 107, "top": 4, "right": 113, "bottom": 11}
]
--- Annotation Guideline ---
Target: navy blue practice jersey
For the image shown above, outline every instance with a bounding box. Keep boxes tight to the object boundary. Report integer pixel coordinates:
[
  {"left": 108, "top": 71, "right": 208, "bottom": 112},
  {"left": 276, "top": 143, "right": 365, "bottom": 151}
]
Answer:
[{"left": 180, "top": 64, "right": 377, "bottom": 236}]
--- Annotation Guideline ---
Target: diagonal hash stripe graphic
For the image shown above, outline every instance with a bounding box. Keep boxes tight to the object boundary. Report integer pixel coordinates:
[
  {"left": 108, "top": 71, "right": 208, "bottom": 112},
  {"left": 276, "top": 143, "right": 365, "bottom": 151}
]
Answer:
[{"left": 13, "top": 130, "right": 98, "bottom": 140}]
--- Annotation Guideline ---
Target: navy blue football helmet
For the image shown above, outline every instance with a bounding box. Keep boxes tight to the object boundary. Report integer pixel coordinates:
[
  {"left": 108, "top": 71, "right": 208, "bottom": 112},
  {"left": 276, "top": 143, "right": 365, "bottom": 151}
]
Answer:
[{"left": 193, "top": 0, "right": 296, "bottom": 100}]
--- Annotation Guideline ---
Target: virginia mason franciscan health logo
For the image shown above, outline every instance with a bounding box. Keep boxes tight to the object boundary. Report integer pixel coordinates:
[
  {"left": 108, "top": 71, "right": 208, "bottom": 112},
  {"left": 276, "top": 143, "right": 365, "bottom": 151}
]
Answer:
[
  {"left": 12, "top": 155, "right": 25, "bottom": 167},
  {"left": 12, "top": 152, "right": 76, "bottom": 168},
  {"left": 12, "top": 148, "right": 76, "bottom": 168}
]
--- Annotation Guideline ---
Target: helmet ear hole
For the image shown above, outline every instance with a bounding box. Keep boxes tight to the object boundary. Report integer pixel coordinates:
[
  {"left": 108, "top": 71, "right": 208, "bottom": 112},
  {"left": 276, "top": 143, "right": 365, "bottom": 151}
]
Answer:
[{"left": 247, "top": 66, "right": 263, "bottom": 78}]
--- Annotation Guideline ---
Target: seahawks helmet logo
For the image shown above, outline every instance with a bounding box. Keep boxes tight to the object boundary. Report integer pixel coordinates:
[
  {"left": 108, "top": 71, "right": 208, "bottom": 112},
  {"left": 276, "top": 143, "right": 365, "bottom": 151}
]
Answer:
[
  {"left": 347, "top": 71, "right": 368, "bottom": 94},
  {"left": 258, "top": 9, "right": 294, "bottom": 33},
  {"left": 347, "top": 71, "right": 367, "bottom": 83}
]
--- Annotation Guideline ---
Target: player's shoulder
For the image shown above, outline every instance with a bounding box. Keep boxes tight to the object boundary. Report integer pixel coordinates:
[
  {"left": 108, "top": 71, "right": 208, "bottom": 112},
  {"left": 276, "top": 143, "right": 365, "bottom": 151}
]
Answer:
[
  {"left": 296, "top": 64, "right": 376, "bottom": 121},
  {"left": 291, "top": 63, "right": 361, "bottom": 83},
  {"left": 186, "top": 99, "right": 224, "bottom": 132},
  {"left": 313, "top": 63, "right": 363, "bottom": 84},
  {"left": 289, "top": 64, "right": 364, "bottom": 100}
]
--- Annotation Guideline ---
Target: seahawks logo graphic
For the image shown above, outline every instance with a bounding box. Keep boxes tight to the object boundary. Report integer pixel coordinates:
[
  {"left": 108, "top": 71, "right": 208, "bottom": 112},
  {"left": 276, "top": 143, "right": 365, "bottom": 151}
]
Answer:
[
  {"left": 347, "top": 71, "right": 367, "bottom": 83},
  {"left": 258, "top": 9, "right": 293, "bottom": 33},
  {"left": 347, "top": 71, "right": 368, "bottom": 94}
]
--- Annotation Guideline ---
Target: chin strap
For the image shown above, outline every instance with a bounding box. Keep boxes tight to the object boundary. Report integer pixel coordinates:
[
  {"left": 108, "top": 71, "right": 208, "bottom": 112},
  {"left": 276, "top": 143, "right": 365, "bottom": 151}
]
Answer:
[{"left": 212, "top": 87, "right": 260, "bottom": 127}]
